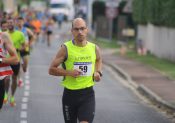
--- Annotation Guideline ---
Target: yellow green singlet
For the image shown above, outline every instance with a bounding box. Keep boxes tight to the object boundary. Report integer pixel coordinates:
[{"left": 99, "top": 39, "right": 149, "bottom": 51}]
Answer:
[
  {"left": 62, "top": 40, "right": 96, "bottom": 90},
  {"left": 8, "top": 30, "right": 25, "bottom": 50},
  {"left": 8, "top": 30, "right": 25, "bottom": 59}
]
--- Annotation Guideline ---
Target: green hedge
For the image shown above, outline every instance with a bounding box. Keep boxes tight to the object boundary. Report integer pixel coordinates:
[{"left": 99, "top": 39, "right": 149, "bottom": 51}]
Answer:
[
  {"left": 132, "top": 0, "right": 175, "bottom": 27},
  {"left": 0, "top": 0, "right": 3, "bottom": 11},
  {"left": 132, "top": 0, "right": 147, "bottom": 24}
]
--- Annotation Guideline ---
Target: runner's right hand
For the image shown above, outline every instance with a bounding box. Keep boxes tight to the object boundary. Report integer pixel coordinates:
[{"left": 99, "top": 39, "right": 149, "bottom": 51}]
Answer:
[{"left": 70, "top": 69, "right": 82, "bottom": 78}]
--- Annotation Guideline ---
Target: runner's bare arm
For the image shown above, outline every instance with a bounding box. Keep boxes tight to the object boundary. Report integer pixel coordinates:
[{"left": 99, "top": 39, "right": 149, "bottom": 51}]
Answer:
[
  {"left": 20, "top": 42, "right": 26, "bottom": 50},
  {"left": 27, "top": 28, "right": 35, "bottom": 46},
  {"left": 94, "top": 45, "right": 102, "bottom": 81},
  {"left": 48, "top": 45, "right": 81, "bottom": 77},
  {"left": 1, "top": 32, "right": 19, "bottom": 64}
]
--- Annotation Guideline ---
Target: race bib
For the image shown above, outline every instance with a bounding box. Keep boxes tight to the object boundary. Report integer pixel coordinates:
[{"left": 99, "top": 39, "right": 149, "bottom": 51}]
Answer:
[{"left": 74, "top": 62, "right": 92, "bottom": 76}]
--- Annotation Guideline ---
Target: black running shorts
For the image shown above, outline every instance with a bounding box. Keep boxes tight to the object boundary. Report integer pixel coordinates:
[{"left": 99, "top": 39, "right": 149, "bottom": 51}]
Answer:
[
  {"left": 20, "top": 50, "right": 30, "bottom": 57},
  {"left": 62, "top": 87, "right": 95, "bottom": 123},
  {"left": 0, "top": 79, "right": 5, "bottom": 109},
  {"left": 11, "top": 63, "right": 20, "bottom": 76}
]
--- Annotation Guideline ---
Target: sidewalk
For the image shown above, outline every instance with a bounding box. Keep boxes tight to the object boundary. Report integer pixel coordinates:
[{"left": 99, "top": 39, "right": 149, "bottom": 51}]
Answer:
[{"left": 102, "top": 49, "right": 175, "bottom": 114}]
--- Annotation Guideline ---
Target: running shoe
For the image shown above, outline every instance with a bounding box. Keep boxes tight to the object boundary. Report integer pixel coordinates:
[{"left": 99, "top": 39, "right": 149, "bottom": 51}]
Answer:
[
  {"left": 10, "top": 96, "right": 16, "bottom": 107},
  {"left": 3, "top": 93, "right": 8, "bottom": 104},
  {"left": 18, "top": 78, "right": 23, "bottom": 87}
]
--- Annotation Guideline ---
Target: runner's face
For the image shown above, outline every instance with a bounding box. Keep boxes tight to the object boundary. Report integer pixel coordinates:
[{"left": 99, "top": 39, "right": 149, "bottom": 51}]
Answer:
[
  {"left": 1, "top": 23, "right": 8, "bottom": 32},
  {"left": 7, "top": 19, "right": 14, "bottom": 30},
  {"left": 17, "top": 19, "right": 24, "bottom": 27},
  {"left": 72, "top": 20, "right": 88, "bottom": 42}
]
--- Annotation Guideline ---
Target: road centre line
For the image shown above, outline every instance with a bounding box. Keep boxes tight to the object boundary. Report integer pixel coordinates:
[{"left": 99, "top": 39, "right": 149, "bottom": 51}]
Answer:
[
  {"left": 25, "top": 75, "right": 29, "bottom": 80},
  {"left": 24, "top": 91, "right": 30, "bottom": 97},
  {"left": 22, "top": 97, "right": 28, "bottom": 103},
  {"left": 21, "top": 103, "right": 28, "bottom": 110},
  {"left": 20, "top": 69, "right": 30, "bottom": 123},
  {"left": 20, "top": 111, "right": 27, "bottom": 118},
  {"left": 25, "top": 80, "right": 30, "bottom": 85},
  {"left": 20, "top": 120, "right": 27, "bottom": 123},
  {"left": 24, "top": 85, "right": 30, "bottom": 91}
]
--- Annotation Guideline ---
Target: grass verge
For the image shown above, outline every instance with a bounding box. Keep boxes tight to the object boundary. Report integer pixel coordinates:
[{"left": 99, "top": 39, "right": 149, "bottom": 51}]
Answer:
[
  {"left": 126, "top": 50, "right": 175, "bottom": 79},
  {"left": 89, "top": 36, "right": 120, "bottom": 49},
  {"left": 91, "top": 36, "right": 175, "bottom": 80}
]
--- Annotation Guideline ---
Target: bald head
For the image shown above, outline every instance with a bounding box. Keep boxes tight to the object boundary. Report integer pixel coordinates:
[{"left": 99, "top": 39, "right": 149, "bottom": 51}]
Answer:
[
  {"left": 72, "top": 18, "right": 87, "bottom": 28},
  {"left": 71, "top": 18, "right": 88, "bottom": 44}
]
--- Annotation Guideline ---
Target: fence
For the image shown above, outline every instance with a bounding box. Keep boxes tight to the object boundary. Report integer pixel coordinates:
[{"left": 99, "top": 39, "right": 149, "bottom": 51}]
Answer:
[{"left": 137, "top": 24, "right": 175, "bottom": 61}]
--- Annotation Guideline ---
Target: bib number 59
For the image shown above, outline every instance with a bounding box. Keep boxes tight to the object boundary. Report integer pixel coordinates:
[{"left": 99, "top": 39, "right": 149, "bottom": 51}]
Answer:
[{"left": 79, "top": 65, "right": 88, "bottom": 73}]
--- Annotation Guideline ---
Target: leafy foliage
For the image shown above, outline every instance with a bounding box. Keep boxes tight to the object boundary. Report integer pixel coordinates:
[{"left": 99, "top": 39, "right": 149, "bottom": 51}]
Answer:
[{"left": 132, "top": 0, "right": 175, "bottom": 27}]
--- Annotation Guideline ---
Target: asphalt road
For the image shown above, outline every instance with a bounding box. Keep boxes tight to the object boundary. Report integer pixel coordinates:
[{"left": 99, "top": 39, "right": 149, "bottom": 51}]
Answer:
[{"left": 0, "top": 22, "right": 172, "bottom": 123}]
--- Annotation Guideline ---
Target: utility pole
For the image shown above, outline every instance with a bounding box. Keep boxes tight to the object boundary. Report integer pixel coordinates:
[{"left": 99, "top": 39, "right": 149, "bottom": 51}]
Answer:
[
  {"left": 74, "top": 0, "right": 80, "bottom": 17},
  {"left": 105, "top": 0, "right": 119, "bottom": 40},
  {"left": 87, "top": 0, "right": 93, "bottom": 32}
]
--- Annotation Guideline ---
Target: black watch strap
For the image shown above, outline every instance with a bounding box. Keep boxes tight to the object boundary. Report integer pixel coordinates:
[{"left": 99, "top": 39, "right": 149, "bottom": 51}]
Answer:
[{"left": 97, "top": 71, "right": 102, "bottom": 77}]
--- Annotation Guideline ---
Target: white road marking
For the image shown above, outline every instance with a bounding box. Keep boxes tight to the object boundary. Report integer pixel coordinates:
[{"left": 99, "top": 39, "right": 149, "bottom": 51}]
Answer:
[
  {"left": 25, "top": 80, "right": 30, "bottom": 85},
  {"left": 20, "top": 111, "right": 27, "bottom": 118},
  {"left": 20, "top": 70, "right": 30, "bottom": 123},
  {"left": 24, "top": 91, "right": 30, "bottom": 97},
  {"left": 25, "top": 75, "right": 29, "bottom": 80},
  {"left": 20, "top": 120, "right": 27, "bottom": 123},
  {"left": 24, "top": 85, "right": 30, "bottom": 91},
  {"left": 22, "top": 97, "right": 28, "bottom": 103},
  {"left": 21, "top": 103, "right": 28, "bottom": 110}
]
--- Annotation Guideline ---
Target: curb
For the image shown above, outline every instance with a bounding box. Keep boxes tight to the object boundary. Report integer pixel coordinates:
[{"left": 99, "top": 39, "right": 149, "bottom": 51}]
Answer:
[
  {"left": 103, "top": 61, "right": 138, "bottom": 88},
  {"left": 137, "top": 85, "right": 175, "bottom": 113},
  {"left": 104, "top": 61, "right": 175, "bottom": 114}
]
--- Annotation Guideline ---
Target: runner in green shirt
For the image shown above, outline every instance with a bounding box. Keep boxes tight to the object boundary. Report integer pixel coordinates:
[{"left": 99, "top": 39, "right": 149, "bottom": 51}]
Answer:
[
  {"left": 4, "top": 18, "right": 25, "bottom": 107},
  {"left": 49, "top": 18, "right": 102, "bottom": 123}
]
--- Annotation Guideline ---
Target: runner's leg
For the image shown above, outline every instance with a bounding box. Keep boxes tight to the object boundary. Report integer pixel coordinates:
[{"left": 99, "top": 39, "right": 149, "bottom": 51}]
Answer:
[{"left": 0, "top": 79, "right": 5, "bottom": 109}]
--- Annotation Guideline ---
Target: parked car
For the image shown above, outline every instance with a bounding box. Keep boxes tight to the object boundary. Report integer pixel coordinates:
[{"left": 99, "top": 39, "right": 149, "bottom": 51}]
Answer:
[{"left": 49, "top": 0, "right": 74, "bottom": 21}]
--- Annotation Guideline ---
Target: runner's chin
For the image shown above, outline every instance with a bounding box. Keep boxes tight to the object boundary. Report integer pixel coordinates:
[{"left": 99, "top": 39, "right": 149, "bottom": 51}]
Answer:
[{"left": 77, "top": 36, "right": 85, "bottom": 41}]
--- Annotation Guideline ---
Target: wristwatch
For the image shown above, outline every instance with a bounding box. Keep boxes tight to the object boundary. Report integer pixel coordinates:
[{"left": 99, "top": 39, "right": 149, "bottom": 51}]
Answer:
[
  {"left": 97, "top": 71, "right": 103, "bottom": 77},
  {"left": 0, "top": 58, "right": 2, "bottom": 63}
]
